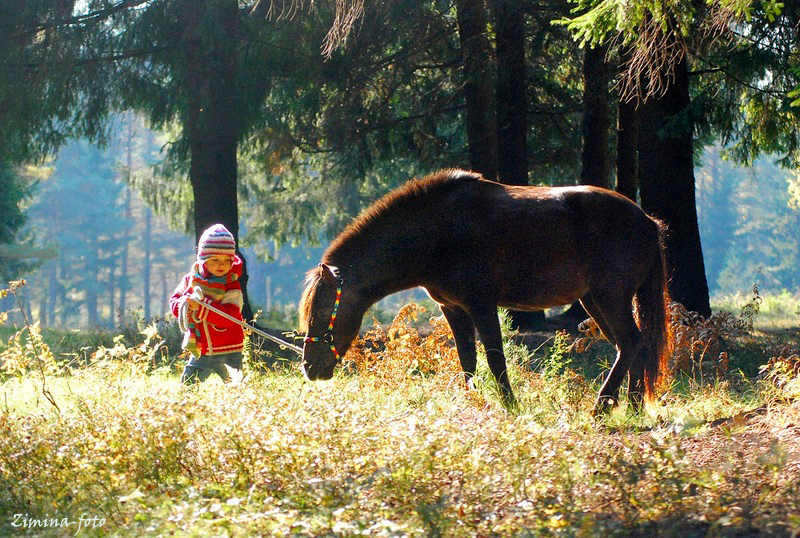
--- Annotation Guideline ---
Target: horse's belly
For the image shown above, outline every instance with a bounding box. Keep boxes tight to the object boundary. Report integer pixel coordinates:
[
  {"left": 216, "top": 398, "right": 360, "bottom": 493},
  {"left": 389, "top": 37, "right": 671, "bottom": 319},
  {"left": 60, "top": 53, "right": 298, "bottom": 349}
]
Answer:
[
  {"left": 497, "top": 270, "right": 589, "bottom": 310},
  {"left": 498, "top": 291, "right": 585, "bottom": 311}
]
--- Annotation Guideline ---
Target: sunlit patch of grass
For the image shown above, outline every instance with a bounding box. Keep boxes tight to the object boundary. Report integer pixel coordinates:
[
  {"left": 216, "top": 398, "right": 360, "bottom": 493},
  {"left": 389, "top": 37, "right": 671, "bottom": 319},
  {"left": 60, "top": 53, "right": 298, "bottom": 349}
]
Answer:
[
  {"left": 1, "top": 303, "right": 799, "bottom": 536},
  {"left": 713, "top": 289, "right": 800, "bottom": 331}
]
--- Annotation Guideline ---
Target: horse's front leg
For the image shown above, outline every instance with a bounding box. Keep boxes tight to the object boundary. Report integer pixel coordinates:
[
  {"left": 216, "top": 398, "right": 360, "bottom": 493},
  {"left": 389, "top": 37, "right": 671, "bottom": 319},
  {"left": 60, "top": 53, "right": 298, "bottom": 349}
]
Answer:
[
  {"left": 468, "top": 306, "right": 516, "bottom": 408},
  {"left": 440, "top": 305, "right": 478, "bottom": 386}
]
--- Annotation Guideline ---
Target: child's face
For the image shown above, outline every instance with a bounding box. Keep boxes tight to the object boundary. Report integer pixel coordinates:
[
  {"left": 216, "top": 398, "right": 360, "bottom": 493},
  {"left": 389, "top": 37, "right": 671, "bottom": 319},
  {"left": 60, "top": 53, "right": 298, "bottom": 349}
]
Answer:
[{"left": 204, "top": 255, "right": 233, "bottom": 277}]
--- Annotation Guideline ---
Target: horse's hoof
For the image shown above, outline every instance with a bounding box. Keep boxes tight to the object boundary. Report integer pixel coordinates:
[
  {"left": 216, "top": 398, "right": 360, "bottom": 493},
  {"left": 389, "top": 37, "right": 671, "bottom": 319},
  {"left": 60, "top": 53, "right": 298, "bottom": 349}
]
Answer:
[
  {"left": 593, "top": 397, "right": 616, "bottom": 416},
  {"left": 501, "top": 392, "right": 519, "bottom": 412},
  {"left": 627, "top": 398, "right": 644, "bottom": 415}
]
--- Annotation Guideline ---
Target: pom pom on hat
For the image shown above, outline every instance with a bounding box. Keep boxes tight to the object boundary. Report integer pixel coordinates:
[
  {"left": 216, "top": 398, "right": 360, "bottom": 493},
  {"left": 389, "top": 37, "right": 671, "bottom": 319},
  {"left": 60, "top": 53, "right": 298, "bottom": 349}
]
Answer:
[{"left": 197, "top": 224, "right": 236, "bottom": 261}]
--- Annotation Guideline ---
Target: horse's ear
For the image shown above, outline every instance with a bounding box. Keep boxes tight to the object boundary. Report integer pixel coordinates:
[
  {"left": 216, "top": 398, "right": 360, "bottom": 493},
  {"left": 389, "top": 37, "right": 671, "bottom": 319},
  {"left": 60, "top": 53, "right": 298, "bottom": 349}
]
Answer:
[{"left": 319, "top": 263, "right": 341, "bottom": 282}]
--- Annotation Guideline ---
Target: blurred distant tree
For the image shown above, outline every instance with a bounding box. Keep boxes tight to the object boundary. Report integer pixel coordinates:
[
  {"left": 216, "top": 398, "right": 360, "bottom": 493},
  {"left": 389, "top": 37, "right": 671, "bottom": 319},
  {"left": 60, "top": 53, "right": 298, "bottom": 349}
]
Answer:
[
  {"left": 0, "top": 162, "right": 40, "bottom": 282},
  {"left": 19, "top": 127, "right": 197, "bottom": 328},
  {"left": 695, "top": 146, "right": 737, "bottom": 291},
  {"left": 27, "top": 141, "right": 124, "bottom": 326},
  {"left": 696, "top": 151, "right": 800, "bottom": 293}
]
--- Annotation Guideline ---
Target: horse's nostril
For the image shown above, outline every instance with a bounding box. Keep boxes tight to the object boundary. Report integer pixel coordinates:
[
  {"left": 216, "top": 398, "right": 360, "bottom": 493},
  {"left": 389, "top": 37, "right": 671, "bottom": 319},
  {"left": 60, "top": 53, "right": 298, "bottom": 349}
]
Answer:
[{"left": 302, "top": 362, "right": 316, "bottom": 380}]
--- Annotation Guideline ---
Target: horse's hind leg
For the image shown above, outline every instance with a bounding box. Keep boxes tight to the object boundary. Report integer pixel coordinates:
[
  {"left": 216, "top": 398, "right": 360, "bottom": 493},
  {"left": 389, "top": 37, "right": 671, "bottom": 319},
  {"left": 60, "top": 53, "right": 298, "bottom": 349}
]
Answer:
[
  {"left": 468, "top": 306, "right": 516, "bottom": 407},
  {"left": 587, "top": 293, "right": 643, "bottom": 415},
  {"left": 580, "top": 295, "right": 618, "bottom": 346},
  {"left": 581, "top": 295, "right": 643, "bottom": 407},
  {"left": 441, "top": 305, "right": 478, "bottom": 385}
]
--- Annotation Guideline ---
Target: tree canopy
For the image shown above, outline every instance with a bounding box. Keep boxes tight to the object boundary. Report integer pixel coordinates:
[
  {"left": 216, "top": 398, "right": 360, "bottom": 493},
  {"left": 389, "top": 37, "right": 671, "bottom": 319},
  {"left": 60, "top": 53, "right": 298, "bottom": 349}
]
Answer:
[{"left": 2, "top": 0, "right": 799, "bottom": 324}]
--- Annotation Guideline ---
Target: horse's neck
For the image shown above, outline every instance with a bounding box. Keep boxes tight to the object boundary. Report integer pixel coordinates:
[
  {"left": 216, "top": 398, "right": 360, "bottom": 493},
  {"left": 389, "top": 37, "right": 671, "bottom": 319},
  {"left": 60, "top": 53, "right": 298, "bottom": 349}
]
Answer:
[{"left": 329, "top": 220, "right": 431, "bottom": 305}]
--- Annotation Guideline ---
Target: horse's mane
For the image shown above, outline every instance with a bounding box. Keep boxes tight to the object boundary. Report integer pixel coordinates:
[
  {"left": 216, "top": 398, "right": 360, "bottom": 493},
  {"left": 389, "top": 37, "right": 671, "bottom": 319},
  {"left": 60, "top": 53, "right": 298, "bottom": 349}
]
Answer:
[
  {"left": 298, "top": 169, "right": 483, "bottom": 332},
  {"left": 326, "top": 168, "right": 483, "bottom": 256},
  {"left": 299, "top": 269, "right": 321, "bottom": 333}
]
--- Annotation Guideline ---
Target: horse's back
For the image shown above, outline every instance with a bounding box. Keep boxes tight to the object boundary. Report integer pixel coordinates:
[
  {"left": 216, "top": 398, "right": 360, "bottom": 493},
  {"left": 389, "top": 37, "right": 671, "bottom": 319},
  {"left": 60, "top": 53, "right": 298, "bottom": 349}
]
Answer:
[{"left": 437, "top": 179, "right": 660, "bottom": 309}]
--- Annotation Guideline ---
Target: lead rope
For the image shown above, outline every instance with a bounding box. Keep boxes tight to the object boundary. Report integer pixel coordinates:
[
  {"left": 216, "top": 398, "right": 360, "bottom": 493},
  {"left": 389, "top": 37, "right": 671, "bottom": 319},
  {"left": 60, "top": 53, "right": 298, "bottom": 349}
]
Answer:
[
  {"left": 303, "top": 284, "right": 342, "bottom": 361},
  {"left": 189, "top": 298, "right": 303, "bottom": 355}
]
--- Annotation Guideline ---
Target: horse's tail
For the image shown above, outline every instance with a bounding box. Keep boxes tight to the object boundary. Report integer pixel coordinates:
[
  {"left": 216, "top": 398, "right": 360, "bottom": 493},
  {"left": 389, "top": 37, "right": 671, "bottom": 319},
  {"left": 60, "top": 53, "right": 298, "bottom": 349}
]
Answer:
[{"left": 635, "top": 220, "right": 673, "bottom": 401}]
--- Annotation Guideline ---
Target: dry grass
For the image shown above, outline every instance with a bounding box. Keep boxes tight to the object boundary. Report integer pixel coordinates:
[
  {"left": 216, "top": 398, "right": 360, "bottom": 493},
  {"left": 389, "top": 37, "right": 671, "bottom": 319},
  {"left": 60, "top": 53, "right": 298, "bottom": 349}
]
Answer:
[{"left": 1, "top": 305, "right": 799, "bottom": 536}]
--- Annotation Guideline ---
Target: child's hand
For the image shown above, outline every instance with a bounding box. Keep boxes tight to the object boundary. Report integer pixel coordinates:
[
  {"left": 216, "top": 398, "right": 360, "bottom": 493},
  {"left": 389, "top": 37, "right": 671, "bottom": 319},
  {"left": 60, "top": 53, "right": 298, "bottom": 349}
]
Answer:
[{"left": 186, "top": 298, "right": 201, "bottom": 312}]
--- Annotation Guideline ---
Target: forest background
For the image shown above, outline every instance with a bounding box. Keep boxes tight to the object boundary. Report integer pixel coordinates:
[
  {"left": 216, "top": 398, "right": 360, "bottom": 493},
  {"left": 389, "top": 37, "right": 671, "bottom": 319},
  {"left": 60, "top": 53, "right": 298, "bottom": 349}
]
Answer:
[
  {"left": 1, "top": 0, "right": 799, "bottom": 332},
  {"left": 4, "top": 3, "right": 800, "bottom": 535}
]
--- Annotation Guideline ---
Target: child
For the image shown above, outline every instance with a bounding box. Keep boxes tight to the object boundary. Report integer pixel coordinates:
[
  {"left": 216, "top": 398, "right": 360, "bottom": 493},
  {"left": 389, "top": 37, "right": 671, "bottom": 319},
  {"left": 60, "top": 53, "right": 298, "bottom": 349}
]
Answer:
[{"left": 170, "top": 224, "right": 245, "bottom": 384}]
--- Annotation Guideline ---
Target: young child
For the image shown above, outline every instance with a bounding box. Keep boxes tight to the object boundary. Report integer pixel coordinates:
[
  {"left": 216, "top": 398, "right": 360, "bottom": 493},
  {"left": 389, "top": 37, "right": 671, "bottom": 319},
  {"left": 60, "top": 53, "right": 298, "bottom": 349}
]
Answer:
[{"left": 170, "top": 224, "right": 245, "bottom": 384}]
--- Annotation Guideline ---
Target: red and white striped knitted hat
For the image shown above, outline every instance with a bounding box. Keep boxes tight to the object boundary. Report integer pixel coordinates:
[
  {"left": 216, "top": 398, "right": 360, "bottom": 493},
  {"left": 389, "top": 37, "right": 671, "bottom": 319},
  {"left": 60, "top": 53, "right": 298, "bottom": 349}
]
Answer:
[{"left": 197, "top": 224, "right": 236, "bottom": 261}]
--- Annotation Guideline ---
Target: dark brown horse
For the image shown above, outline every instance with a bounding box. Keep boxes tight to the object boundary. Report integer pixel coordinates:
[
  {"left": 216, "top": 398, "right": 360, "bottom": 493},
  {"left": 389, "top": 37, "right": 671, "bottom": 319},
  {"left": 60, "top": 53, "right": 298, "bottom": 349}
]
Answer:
[{"left": 300, "top": 169, "right": 672, "bottom": 412}]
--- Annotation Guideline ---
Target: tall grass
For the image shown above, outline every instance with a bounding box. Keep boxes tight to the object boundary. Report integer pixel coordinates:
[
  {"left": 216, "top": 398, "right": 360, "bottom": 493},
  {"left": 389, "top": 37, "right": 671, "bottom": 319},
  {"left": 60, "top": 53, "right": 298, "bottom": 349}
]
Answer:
[
  {"left": 1, "top": 301, "right": 799, "bottom": 536},
  {"left": 713, "top": 289, "right": 800, "bottom": 330}
]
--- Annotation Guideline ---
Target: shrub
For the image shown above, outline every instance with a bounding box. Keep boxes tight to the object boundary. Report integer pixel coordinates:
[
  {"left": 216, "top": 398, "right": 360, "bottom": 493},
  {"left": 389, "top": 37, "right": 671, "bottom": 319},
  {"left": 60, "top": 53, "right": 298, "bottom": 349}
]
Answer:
[{"left": 346, "top": 303, "right": 462, "bottom": 387}]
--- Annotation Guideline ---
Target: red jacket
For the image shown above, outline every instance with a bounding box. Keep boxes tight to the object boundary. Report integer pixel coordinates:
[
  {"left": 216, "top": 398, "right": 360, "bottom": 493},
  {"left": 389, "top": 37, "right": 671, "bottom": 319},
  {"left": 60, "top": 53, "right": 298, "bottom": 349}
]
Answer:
[{"left": 170, "top": 258, "right": 245, "bottom": 356}]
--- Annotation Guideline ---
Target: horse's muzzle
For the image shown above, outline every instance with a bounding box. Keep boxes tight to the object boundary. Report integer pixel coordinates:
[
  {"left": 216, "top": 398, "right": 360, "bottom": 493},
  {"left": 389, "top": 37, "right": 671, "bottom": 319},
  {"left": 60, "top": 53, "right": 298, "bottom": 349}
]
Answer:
[{"left": 301, "top": 360, "right": 334, "bottom": 381}]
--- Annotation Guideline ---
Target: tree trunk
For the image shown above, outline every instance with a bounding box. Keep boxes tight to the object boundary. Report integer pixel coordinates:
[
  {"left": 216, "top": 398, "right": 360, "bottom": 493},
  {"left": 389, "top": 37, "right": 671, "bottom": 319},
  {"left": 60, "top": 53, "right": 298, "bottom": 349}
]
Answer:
[
  {"left": 492, "top": 0, "right": 544, "bottom": 331},
  {"left": 86, "top": 237, "right": 99, "bottom": 327},
  {"left": 57, "top": 260, "right": 67, "bottom": 326},
  {"left": 615, "top": 46, "right": 638, "bottom": 201},
  {"left": 108, "top": 257, "right": 116, "bottom": 328},
  {"left": 456, "top": 0, "right": 498, "bottom": 180},
  {"left": 38, "top": 286, "right": 47, "bottom": 327},
  {"left": 48, "top": 264, "right": 57, "bottom": 327},
  {"left": 638, "top": 57, "right": 711, "bottom": 317},
  {"left": 580, "top": 43, "right": 611, "bottom": 189},
  {"left": 160, "top": 269, "right": 168, "bottom": 319},
  {"left": 119, "top": 115, "right": 134, "bottom": 324},
  {"left": 494, "top": 0, "right": 526, "bottom": 185},
  {"left": 183, "top": 0, "right": 254, "bottom": 320},
  {"left": 561, "top": 42, "right": 613, "bottom": 325},
  {"left": 143, "top": 205, "right": 152, "bottom": 321}
]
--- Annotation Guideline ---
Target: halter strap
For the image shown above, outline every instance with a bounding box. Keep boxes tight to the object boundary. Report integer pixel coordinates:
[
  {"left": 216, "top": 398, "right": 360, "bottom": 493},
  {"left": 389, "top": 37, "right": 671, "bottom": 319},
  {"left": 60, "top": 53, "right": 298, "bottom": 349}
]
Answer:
[{"left": 303, "top": 283, "right": 343, "bottom": 361}]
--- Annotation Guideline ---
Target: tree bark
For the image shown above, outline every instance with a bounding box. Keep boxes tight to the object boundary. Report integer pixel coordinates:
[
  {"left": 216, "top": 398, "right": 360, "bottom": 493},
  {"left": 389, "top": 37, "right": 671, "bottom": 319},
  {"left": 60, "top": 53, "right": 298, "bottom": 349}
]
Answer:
[
  {"left": 494, "top": 0, "right": 527, "bottom": 185},
  {"left": 143, "top": 205, "right": 152, "bottom": 321},
  {"left": 615, "top": 46, "right": 638, "bottom": 201},
  {"left": 492, "top": 0, "right": 544, "bottom": 331},
  {"left": 182, "top": 0, "right": 254, "bottom": 320},
  {"left": 638, "top": 56, "right": 711, "bottom": 317},
  {"left": 48, "top": 264, "right": 57, "bottom": 327},
  {"left": 108, "top": 257, "right": 116, "bottom": 328},
  {"left": 38, "top": 285, "right": 47, "bottom": 327},
  {"left": 560, "top": 42, "right": 613, "bottom": 325},
  {"left": 119, "top": 115, "right": 134, "bottom": 323},
  {"left": 456, "top": 0, "right": 498, "bottom": 180},
  {"left": 86, "top": 240, "right": 99, "bottom": 326},
  {"left": 580, "top": 43, "right": 610, "bottom": 189}
]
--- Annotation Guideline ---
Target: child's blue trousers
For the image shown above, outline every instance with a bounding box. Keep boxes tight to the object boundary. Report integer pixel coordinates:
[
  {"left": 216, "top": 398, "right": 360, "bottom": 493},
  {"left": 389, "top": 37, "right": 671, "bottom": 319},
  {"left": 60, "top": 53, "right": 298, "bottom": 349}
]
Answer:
[{"left": 181, "top": 352, "right": 243, "bottom": 384}]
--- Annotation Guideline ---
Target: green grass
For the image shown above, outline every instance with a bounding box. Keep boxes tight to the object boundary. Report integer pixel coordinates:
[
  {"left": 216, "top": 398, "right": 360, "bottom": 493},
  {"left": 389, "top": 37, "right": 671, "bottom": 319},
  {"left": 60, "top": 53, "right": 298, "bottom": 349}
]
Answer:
[
  {"left": 713, "top": 289, "right": 800, "bottom": 331},
  {"left": 0, "top": 318, "right": 185, "bottom": 367},
  {"left": 1, "top": 347, "right": 799, "bottom": 536},
  {"left": 1, "top": 298, "right": 799, "bottom": 536}
]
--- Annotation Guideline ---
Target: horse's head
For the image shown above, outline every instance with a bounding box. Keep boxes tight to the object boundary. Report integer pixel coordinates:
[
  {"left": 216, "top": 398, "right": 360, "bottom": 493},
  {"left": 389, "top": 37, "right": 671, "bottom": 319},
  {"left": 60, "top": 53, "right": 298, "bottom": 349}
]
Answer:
[{"left": 299, "top": 263, "right": 350, "bottom": 380}]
